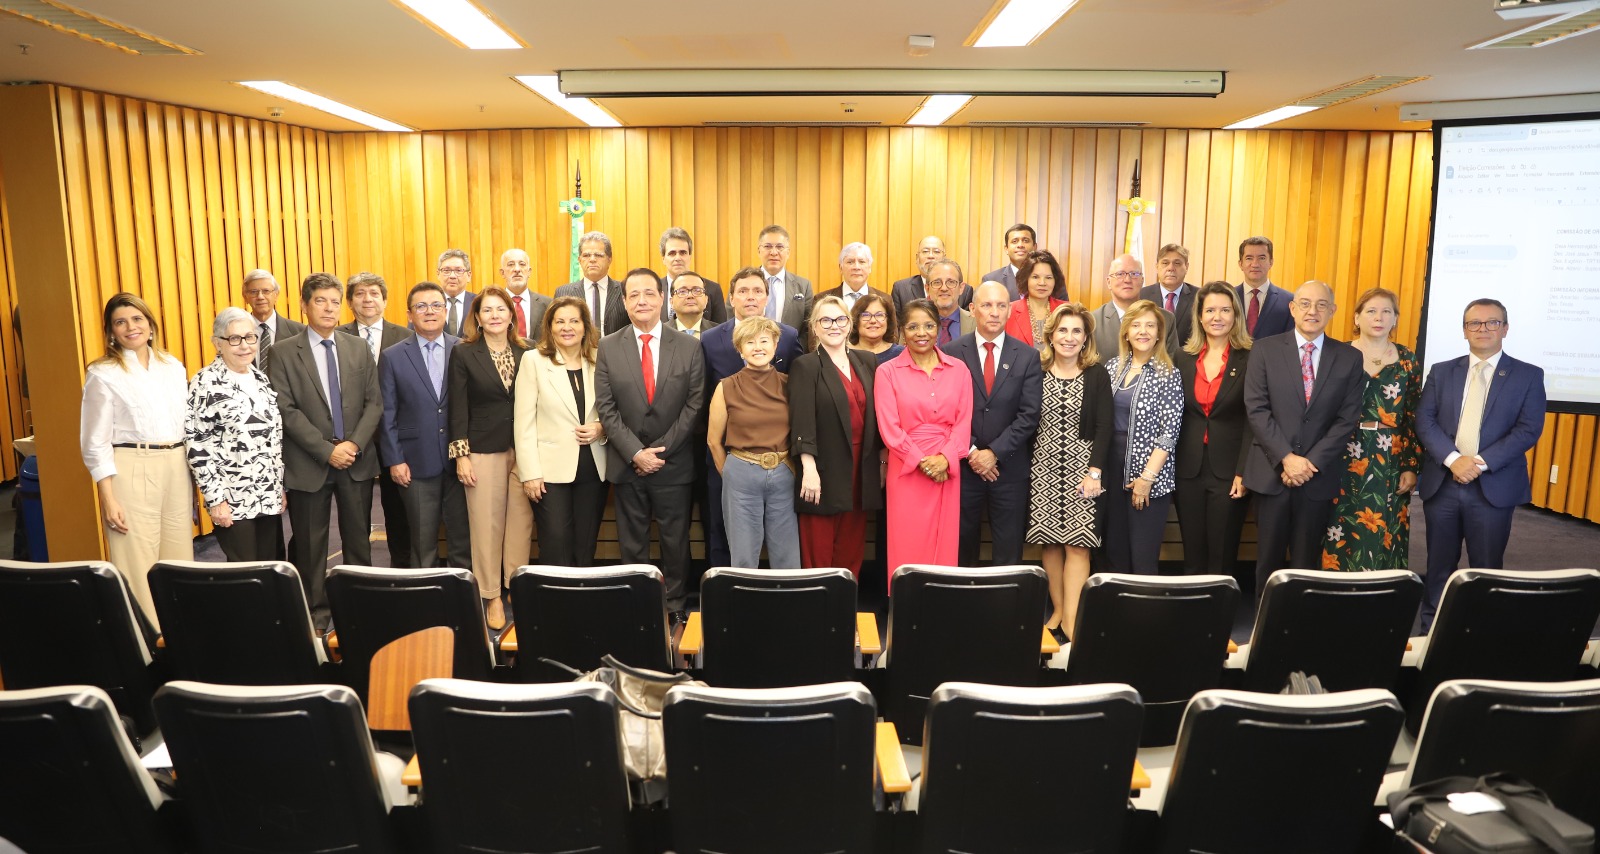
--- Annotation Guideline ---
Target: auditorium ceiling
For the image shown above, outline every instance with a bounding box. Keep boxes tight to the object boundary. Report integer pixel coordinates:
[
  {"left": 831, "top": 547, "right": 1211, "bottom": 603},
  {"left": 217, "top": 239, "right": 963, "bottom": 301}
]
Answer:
[{"left": 0, "top": 0, "right": 1595, "bottom": 132}]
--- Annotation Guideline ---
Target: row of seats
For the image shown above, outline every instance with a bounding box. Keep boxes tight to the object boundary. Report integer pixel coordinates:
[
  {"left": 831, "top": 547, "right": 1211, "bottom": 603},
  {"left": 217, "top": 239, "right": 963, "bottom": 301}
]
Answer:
[{"left": 5, "top": 674, "right": 1598, "bottom": 853}]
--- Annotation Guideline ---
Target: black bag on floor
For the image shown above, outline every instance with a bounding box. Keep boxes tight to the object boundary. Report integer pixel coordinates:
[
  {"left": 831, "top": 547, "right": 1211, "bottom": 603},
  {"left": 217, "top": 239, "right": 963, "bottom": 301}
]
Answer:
[{"left": 1388, "top": 772, "right": 1594, "bottom": 853}]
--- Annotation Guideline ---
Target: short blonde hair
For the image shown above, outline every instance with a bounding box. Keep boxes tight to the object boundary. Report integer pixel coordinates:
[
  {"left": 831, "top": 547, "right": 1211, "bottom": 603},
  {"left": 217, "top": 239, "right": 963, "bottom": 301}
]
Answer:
[
  {"left": 1118, "top": 299, "right": 1173, "bottom": 370},
  {"left": 732, "top": 315, "right": 782, "bottom": 352}
]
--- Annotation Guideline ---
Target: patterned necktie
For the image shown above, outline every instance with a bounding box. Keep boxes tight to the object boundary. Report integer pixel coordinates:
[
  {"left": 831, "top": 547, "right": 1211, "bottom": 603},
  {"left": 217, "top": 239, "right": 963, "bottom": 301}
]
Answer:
[
  {"left": 1300, "top": 342, "right": 1316, "bottom": 403},
  {"left": 591, "top": 282, "right": 603, "bottom": 331},
  {"left": 639, "top": 334, "right": 655, "bottom": 404},
  {"left": 1247, "top": 289, "right": 1261, "bottom": 336},
  {"left": 1457, "top": 361, "right": 1490, "bottom": 457},
  {"left": 1165, "top": 291, "right": 1177, "bottom": 314},
  {"left": 446, "top": 297, "right": 459, "bottom": 337},
  {"left": 258, "top": 322, "right": 272, "bottom": 366},
  {"left": 513, "top": 295, "right": 528, "bottom": 338},
  {"left": 362, "top": 326, "right": 377, "bottom": 362},
  {"left": 321, "top": 339, "right": 344, "bottom": 439},
  {"left": 425, "top": 340, "right": 443, "bottom": 399},
  {"left": 983, "top": 341, "right": 996, "bottom": 395}
]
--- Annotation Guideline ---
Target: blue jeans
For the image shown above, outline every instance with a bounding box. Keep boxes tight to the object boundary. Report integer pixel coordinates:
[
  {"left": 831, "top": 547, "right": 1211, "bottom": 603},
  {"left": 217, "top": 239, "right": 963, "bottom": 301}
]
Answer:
[{"left": 721, "top": 454, "right": 802, "bottom": 569}]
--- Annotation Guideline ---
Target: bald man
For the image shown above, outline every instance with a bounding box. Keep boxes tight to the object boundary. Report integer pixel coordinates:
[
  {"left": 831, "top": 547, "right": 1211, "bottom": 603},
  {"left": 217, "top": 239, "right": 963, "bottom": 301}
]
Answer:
[
  {"left": 1093, "top": 254, "right": 1174, "bottom": 360},
  {"left": 892, "top": 235, "right": 971, "bottom": 315}
]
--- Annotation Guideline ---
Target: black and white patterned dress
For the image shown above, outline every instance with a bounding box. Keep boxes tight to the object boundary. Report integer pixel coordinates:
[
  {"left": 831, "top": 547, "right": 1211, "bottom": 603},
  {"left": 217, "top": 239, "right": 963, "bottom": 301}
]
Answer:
[
  {"left": 185, "top": 357, "right": 284, "bottom": 520},
  {"left": 1026, "top": 372, "right": 1099, "bottom": 547}
]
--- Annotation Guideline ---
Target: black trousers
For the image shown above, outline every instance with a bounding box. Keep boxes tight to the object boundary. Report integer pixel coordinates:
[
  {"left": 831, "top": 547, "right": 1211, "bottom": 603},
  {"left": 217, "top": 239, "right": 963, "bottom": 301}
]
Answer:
[
  {"left": 958, "top": 470, "right": 1029, "bottom": 567},
  {"left": 212, "top": 514, "right": 283, "bottom": 562},
  {"left": 532, "top": 451, "right": 608, "bottom": 567},
  {"left": 1252, "top": 486, "right": 1334, "bottom": 597},
  {"left": 1174, "top": 447, "right": 1249, "bottom": 577},
  {"left": 613, "top": 477, "right": 693, "bottom": 611},
  {"left": 377, "top": 469, "right": 413, "bottom": 567},
  {"left": 398, "top": 472, "right": 471, "bottom": 569},
  {"left": 1103, "top": 433, "right": 1170, "bottom": 574},
  {"left": 287, "top": 469, "right": 374, "bottom": 628}
]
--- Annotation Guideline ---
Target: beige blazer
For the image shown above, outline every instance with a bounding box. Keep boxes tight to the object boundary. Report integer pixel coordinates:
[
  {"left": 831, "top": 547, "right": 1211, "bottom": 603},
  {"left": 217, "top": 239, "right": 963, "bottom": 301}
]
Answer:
[{"left": 513, "top": 350, "right": 608, "bottom": 484}]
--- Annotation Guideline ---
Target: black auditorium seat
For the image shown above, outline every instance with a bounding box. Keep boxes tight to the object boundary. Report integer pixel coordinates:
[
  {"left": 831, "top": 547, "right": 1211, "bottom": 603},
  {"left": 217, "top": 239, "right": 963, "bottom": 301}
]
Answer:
[
  {"left": 148, "top": 559, "right": 326, "bottom": 685},
  {"left": 506, "top": 563, "right": 672, "bottom": 675},
  {"left": 324, "top": 565, "right": 496, "bottom": 702},
  {"left": 917, "top": 682, "right": 1143, "bottom": 854},
  {"left": 1406, "top": 568, "right": 1600, "bottom": 733},
  {"left": 663, "top": 682, "right": 879, "bottom": 854},
  {"left": 699, "top": 566, "right": 857, "bottom": 688},
  {"left": 408, "top": 678, "right": 632, "bottom": 853},
  {"left": 1158, "top": 688, "right": 1403, "bottom": 854},
  {"left": 0, "top": 559, "right": 160, "bottom": 735},
  {"left": 1238, "top": 568, "right": 1421, "bottom": 693},
  {"left": 1065, "top": 573, "right": 1238, "bottom": 746},
  {"left": 883, "top": 564, "right": 1048, "bottom": 745},
  {"left": 0, "top": 685, "right": 174, "bottom": 854},
  {"left": 154, "top": 680, "right": 408, "bottom": 854}
]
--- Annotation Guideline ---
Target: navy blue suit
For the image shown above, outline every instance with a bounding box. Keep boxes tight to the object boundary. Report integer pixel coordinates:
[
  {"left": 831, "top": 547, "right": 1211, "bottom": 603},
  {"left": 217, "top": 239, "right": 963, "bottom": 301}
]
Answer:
[
  {"left": 698, "top": 318, "right": 802, "bottom": 567},
  {"left": 378, "top": 332, "right": 470, "bottom": 569},
  {"left": 1236, "top": 282, "right": 1293, "bottom": 340},
  {"left": 943, "top": 333, "right": 1041, "bottom": 566},
  {"left": 1415, "top": 351, "right": 1546, "bottom": 626}
]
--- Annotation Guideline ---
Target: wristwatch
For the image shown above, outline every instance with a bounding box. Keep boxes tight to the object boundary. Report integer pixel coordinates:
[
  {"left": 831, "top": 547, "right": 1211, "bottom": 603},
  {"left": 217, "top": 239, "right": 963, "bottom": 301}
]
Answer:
[{"left": 1088, "top": 470, "right": 1101, "bottom": 480}]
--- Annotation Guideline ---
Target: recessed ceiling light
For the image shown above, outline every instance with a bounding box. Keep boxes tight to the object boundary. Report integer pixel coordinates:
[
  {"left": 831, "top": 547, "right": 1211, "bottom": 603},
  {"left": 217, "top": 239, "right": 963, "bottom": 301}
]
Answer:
[
  {"left": 513, "top": 75, "right": 622, "bottom": 127},
  {"left": 971, "top": 0, "right": 1081, "bottom": 47},
  {"left": 389, "top": 0, "right": 522, "bottom": 49},
  {"left": 906, "top": 94, "right": 973, "bottom": 126},
  {"left": 1224, "top": 105, "right": 1317, "bottom": 129},
  {"left": 236, "top": 81, "right": 412, "bottom": 132}
]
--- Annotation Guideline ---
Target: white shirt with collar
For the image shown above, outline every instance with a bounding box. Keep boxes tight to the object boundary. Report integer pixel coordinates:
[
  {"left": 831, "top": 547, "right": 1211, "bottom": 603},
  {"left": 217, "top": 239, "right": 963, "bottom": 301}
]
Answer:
[
  {"left": 584, "top": 278, "right": 609, "bottom": 321},
  {"left": 1292, "top": 330, "right": 1326, "bottom": 379},
  {"left": 1159, "top": 285, "right": 1184, "bottom": 311},
  {"left": 354, "top": 318, "right": 384, "bottom": 362},
  {"left": 1242, "top": 282, "right": 1272, "bottom": 309},
  {"left": 632, "top": 321, "right": 664, "bottom": 384},
  {"left": 1444, "top": 349, "right": 1503, "bottom": 470},
  {"left": 80, "top": 348, "right": 189, "bottom": 482},
  {"left": 840, "top": 282, "right": 870, "bottom": 309},
  {"left": 976, "top": 328, "right": 1007, "bottom": 370},
  {"left": 763, "top": 269, "right": 787, "bottom": 321},
  {"left": 307, "top": 327, "right": 341, "bottom": 419}
]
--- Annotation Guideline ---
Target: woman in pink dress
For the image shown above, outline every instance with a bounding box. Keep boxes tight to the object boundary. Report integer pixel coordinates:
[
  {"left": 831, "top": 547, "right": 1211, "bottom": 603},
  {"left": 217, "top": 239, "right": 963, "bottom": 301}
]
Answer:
[{"left": 874, "top": 298, "right": 974, "bottom": 590}]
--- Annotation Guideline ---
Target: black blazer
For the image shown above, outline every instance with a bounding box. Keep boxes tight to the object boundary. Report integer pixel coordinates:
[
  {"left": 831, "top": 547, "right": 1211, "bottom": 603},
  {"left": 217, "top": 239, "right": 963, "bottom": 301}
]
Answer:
[
  {"left": 1077, "top": 363, "right": 1114, "bottom": 474},
  {"left": 1175, "top": 346, "right": 1253, "bottom": 481},
  {"left": 447, "top": 337, "right": 530, "bottom": 455},
  {"left": 789, "top": 348, "right": 883, "bottom": 515}
]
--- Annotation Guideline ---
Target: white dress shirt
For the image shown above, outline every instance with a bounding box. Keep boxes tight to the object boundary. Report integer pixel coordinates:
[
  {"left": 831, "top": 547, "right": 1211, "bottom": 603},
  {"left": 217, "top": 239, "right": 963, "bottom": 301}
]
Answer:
[
  {"left": 977, "top": 329, "right": 1007, "bottom": 369},
  {"left": 1292, "top": 330, "right": 1326, "bottom": 379},
  {"left": 841, "top": 283, "right": 870, "bottom": 309},
  {"left": 80, "top": 348, "right": 189, "bottom": 482},
  {"left": 355, "top": 319, "right": 384, "bottom": 362},
  {"left": 633, "top": 321, "right": 664, "bottom": 384},
  {"left": 1444, "top": 349, "right": 1502, "bottom": 469}
]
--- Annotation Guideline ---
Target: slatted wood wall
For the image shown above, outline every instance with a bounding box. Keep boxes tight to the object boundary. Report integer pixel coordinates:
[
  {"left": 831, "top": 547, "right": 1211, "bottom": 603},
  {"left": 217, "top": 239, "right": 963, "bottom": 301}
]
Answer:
[
  {"left": 0, "top": 167, "right": 23, "bottom": 482},
  {"left": 5, "top": 84, "right": 1597, "bottom": 529}
]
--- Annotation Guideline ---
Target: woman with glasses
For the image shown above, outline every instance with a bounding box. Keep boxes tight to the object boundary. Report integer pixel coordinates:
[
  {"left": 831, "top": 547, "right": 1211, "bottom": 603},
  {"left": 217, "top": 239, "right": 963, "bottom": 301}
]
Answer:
[
  {"left": 186, "top": 307, "right": 285, "bottom": 562},
  {"left": 850, "top": 292, "right": 903, "bottom": 365},
  {"left": 1004, "top": 250, "right": 1069, "bottom": 351},
  {"left": 1321, "top": 286, "right": 1421, "bottom": 571},
  {"left": 791, "top": 295, "right": 882, "bottom": 578}
]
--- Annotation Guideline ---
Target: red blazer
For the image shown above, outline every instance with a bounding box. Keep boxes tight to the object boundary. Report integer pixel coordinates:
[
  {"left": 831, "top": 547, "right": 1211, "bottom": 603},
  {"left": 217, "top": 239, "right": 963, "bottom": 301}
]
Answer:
[{"left": 1002, "top": 298, "right": 1066, "bottom": 348}]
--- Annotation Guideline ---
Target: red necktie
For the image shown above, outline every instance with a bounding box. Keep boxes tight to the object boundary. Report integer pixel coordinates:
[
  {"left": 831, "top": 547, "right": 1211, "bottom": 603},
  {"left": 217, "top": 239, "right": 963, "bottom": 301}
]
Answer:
[
  {"left": 513, "top": 295, "right": 528, "bottom": 338},
  {"left": 1165, "top": 291, "right": 1176, "bottom": 314},
  {"left": 640, "top": 333, "right": 655, "bottom": 404},
  {"left": 983, "top": 341, "right": 996, "bottom": 395},
  {"left": 1246, "top": 288, "right": 1260, "bottom": 336},
  {"left": 1301, "top": 342, "right": 1315, "bottom": 403}
]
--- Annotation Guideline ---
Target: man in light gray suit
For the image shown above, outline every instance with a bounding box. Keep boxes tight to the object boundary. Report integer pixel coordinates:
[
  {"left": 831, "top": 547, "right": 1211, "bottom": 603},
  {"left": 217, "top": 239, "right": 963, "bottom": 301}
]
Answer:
[
  {"left": 756, "top": 224, "right": 811, "bottom": 329},
  {"left": 266, "top": 272, "right": 383, "bottom": 630},
  {"left": 1093, "top": 254, "right": 1173, "bottom": 361},
  {"left": 981, "top": 223, "right": 1036, "bottom": 301},
  {"left": 555, "top": 231, "right": 629, "bottom": 335},
  {"left": 595, "top": 267, "right": 706, "bottom": 625}
]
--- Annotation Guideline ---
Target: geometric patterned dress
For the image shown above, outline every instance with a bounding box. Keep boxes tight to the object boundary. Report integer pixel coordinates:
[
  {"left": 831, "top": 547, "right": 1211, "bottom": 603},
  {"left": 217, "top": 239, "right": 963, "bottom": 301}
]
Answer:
[
  {"left": 1321, "top": 345, "right": 1423, "bottom": 571},
  {"left": 1026, "top": 373, "right": 1100, "bottom": 548}
]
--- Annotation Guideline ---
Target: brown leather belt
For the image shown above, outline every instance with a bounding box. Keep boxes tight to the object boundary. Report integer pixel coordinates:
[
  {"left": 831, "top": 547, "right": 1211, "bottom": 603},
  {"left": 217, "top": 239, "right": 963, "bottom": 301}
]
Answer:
[{"left": 730, "top": 449, "right": 789, "bottom": 470}]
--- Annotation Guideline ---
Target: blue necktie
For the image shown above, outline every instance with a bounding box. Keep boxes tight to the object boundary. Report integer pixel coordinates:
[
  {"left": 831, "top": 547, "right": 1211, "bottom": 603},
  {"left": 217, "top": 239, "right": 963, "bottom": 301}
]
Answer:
[
  {"left": 425, "top": 341, "right": 444, "bottom": 400},
  {"left": 321, "top": 339, "right": 345, "bottom": 439}
]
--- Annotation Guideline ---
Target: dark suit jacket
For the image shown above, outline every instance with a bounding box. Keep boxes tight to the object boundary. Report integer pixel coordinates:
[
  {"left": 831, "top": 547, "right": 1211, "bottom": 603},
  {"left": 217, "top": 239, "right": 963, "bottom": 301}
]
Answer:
[
  {"left": 256, "top": 313, "right": 306, "bottom": 374},
  {"left": 1237, "top": 282, "right": 1293, "bottom": 339},
  {"left": 554, "top": 278, "right": 628, "bottom": 336},
  {"left": 447, "top": 337, "right": 531, "bottom": 456},
  {"left": 1140, "top": 282, "right": 1198, "bottom": 356},
  {"left": 1242, "top": 332, "right": 1365, "bottom": 499},
  {"left": 891, "top": 275, "right": 972, "bottom": 315},
  {"left": 336, "top": 319, "right": 411, "bottom": 360},
  {"left": 942, "top": 333, "right": 1042, "bottom": 483},
  {"left": 981, "top": 265, "right": 1022, "bottom": 301},
  {"left": 702, "top": 318, "right": 803, "bottom": 386},
  {"left": 1092, "top": 302, "right": 1176, "bottom": 367},
  {"left": 765, "top": 271, "right": 812, "bottom": 330},
  {"left": 803, "top": 284, "right": 891, "bottom": 347},
  {"left": 504, "top": 290, "right": 552, "bottom": 343},
  {"left": 1416, "top": 353, "right": 1546, "bottom": 507},
  {"left": 663, "top": 274, "right": 728, "bottom": 325},
  {"left": 1175, "top": 346, "right": 1253, "bottom": 481},
  {"left": 266, "top": 329, "right": 383, "bottom": 490},
  {"left": 594, "top": 325, "right": 706, "bottom": 485},
  {"left": 788, "top": 348, "right": 884, "bottom": 514},
  {"left": 378, "top": 332, "right": 457, "bottom": 479},
  {"left": 440, "top": 291, "right": 475, "bottom": 338}
]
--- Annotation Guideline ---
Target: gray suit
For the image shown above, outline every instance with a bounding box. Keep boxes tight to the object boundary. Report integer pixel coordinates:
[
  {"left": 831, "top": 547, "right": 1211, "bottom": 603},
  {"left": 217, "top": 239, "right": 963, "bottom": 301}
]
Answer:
[
  {"left": 763, "top": 270, "right": 811, "bottom": 330},
  {"left": 337, "top": 318, "right": 415, "bottom": 566},
  {"left": 594, "top": 324, "right": 706, "bottom": 611},
  {"left": 555, "top": 277, "right": 629, "bottom": 336},
  {"left": 254, "top": 313, "right": 306, "bottom": 374},
  {"left": 1091, "top": 301, "right": 1175, "bottom": 364}
]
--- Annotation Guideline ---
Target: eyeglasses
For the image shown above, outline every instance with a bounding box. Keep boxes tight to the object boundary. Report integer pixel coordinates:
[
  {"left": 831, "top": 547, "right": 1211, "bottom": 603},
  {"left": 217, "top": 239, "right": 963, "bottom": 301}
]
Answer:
[
  {"left": 242, "top": 288, "right": 277, "bottom": 298},
  {"left": 1465, "top": 319, "right": 1505, "bottom": 331},
  {"left": 1108, "top": 271, "right": 1144, "bottom": 281},
  {"left": 925, "top": 280, "right": 960, "bottom": 290},
  {"left": 436, "top": 267, "right": 469, "bottom": 276},
  {"left": 858, "top": 311, "right": 887, "bottom": 322},
  {"left": 1293, "top": 300, "right": 1334, "bottom": 313},
  {"left": 816, "top": 316, "right": 850, "bottom": 330},
  {"left": 759, "top": 243, "right": 789, "bottom": 253},
  {"left": 218, "top": 334, "right": 260, "bottom": 346},
  {"left": 411, "top": 302, "right": 447, "bottom": 313},
  {"left": 673, "top": 287, "right": 705, "bottom": 297}
]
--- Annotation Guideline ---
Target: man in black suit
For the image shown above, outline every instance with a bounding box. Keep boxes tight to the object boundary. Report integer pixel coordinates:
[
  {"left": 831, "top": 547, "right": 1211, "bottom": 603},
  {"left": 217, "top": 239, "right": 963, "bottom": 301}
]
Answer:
[
  {"left": 497, "top": 248, "right": 552, "bottom": 342},
  {"left": 1242, "top": 280, "right": 1364, "bottom": 596},
  {"left": 242, "top": 269, "right": 305, "bottom": 374},
  {"left": 1235, "top": 236, "right": 1293, "bottom": 339},
  {"left": 891, "top": 235, "right": 971, "bottom": 315},
  {"left": 555, "top": 232, "right": 628, "bottom": 336},
  {"left": 266, "top": 273, "right": 383, "bottom": 630},
  {"left": 1139, "top": 243, "right": 1198, "bottom": 356},
  {"left": 944, "top": 281, "right": 1042, "bottom": 566},
  {"left": 435, "top": 249, "right": 476, "bottom": 338},
  {"left": 660, "top": 227, "right": 727, "bottom": 325},
  {"left": 755, "top": 224, "right": 811, "bottom": 329},
  {"left": 981, "top": 223, "right": 1036, "bottom": 301},
  {"left": 803, "top": 242, "right": 891, "bottom": 347},
  {"left": 595, "top": 268, "right": 707, "bottom": 625},
  {"left": 337, "top": 272, "right": 414, "bottom": 567}
]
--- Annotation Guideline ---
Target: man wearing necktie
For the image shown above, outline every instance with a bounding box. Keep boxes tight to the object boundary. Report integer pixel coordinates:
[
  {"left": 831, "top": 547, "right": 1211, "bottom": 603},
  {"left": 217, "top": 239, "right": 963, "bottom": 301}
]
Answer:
[
  {"left": 555, "top": 232, "right": 628, "bottom": 335},
  {"left": 242, "top": 269, "right": 305, "bottom": 376},
  {"left": 1241, "top": 280, "right": 1364, "bottom": 598},
  {"left": 497, "top": 248, "right": 550, "bottom": 342},
  {"left": 659, "top": 227, "right": 727, "bottom": 324},
  {"left": 336, "top": 272, "right": 415, "bottom": 567},
  {"left": 435, "top": 249, "right": 476, "bottom": 338},
  {"left": 1234, "top": 236, "right": 1293, "bottom": 340},
  {"left": 1139, "top": 243, "right": 1198, "bottom": 357},
  {"left": 801, "top": 242, "right": 891, "bottom": 348},
  {"left": 755, "top": 224, "right": 811, "bottom": 330},
  {"left": 1416, "top": 298, "right": 1546, "bottom": 630},
  {"left": 266, "top": 273, "right": 382, "bottom": 631}
]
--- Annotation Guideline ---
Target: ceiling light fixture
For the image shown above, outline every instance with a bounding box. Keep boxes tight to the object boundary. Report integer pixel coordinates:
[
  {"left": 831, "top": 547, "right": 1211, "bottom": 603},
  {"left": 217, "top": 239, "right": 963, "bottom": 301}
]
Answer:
[
  {"left": 1225, "top": 74, "right": 1428, "bottom": 129},
  {"left": 969, "top": 0, "right": 1082, "bottom": 47},
  {"left": 388, "top": 0, "right": 521, "bottom": 49},
  {"left": 236, "top": 81, "right": 412, "bottom": 131},
  {"left": 557, "top": 69, "right": 1223, "bottom": 98},
  {"left": 1223, "top": 105, "right": 1317, "bottom": 129},
  {"left": 513, "top": 75, "right": 622, "bottom": 127},
  {"left": 906, "top": 94, "right": 973, "bottom": 126}
]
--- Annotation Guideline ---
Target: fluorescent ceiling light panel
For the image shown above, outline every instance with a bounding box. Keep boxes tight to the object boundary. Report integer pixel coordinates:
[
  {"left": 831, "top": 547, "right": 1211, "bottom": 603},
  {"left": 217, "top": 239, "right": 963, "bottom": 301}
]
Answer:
[
  {"left": 558, "top": 69, "right": 1223, "bottom": 98},
  {"left": 907, "top": 95, "right": 973, "bottom": 126},
  {"left": 236, "top": 81, "right": 413, "bottom": 132},
  {"left": 972, "top": 0, "right": 1081, "bottom": 47},
  {"left": 1224, "top": 105, "right": 1316, "bottom": 129},
  {"left": 514, "top": 75, "right": 622, "bottom": 127},
  {"left": 389, "top": 0, "right": 521, "bottom": 49}
]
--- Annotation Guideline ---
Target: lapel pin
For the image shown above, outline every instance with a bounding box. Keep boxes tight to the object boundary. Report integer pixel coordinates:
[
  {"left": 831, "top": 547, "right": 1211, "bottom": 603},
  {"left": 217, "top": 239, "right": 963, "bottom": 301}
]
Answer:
[
  {"left": 1002, "top": 363, "right": 1010, "bottom": 370},
  {"left": 1498, "top": 370, "right": 1507, "bottom": 377}
]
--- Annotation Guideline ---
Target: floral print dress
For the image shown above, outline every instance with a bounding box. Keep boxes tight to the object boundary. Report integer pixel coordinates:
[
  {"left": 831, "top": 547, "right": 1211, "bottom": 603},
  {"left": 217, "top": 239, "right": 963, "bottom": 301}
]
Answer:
[{"left": 1321, "top": 345, "right": 1423, "bottom": 571}]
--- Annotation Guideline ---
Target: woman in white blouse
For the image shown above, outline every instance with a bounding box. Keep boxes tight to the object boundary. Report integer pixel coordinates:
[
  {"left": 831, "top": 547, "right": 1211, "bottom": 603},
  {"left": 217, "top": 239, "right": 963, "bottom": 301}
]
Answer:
[
  {"left": 80, "top": 292, "right": 193, "bottom": 628},
  {"left": 186, "top": 307, "right": 285, "bottom": 562}
]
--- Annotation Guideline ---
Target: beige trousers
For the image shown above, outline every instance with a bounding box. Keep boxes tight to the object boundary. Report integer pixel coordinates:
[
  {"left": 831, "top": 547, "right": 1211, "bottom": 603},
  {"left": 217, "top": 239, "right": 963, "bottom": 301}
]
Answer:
[
  {"left": 462, "top": 449, "right": 532, "bottom": 598},
  {"left": 106, "top": 446, "right": 195, "bottom": 629}
]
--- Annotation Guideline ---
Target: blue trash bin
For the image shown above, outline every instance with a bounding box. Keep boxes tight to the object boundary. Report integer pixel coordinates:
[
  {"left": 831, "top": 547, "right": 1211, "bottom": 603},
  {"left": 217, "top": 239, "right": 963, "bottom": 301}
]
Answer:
[{"left": 19, "top": 455, "right": 47, "bottom": 561}]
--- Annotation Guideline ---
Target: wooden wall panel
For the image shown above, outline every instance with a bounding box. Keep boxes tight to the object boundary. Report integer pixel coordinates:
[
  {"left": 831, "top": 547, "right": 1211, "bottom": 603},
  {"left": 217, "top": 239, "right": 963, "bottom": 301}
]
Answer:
[{"left": 0, "top": 166, "right": 23, "bottom": 482}]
